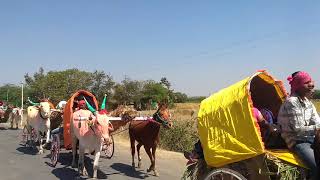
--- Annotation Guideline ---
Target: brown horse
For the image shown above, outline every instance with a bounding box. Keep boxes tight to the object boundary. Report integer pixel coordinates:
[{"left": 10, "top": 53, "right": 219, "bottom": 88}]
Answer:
[{"left": 129, "top": 103, "right": 173, "bottom": 176}]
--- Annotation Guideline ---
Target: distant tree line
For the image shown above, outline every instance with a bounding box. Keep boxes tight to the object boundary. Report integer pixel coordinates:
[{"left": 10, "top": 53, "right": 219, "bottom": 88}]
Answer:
[
  {"left": 0, "top": 68, "right": 203, "bottom": 110},
  {"left": 314, "top": 90, "right": 320, "bottom": 99}
]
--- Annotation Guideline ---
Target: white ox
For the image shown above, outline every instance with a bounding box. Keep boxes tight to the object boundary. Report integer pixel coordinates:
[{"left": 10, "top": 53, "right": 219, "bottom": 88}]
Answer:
[
  {"left": 26, "top": 101, "right": 51, "bottom": 154},
  {"left": 9, "top": 107, "right": 22, "bottom": 129},
  {"left": 71, "top": 97, "right": 111, "bottom": 179}
]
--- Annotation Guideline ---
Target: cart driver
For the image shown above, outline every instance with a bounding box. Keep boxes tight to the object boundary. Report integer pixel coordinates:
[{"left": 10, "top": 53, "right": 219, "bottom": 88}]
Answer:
[
  {"left": 278, "top": 71, "right": 320, "bottom": 180},
  {"left": 51, "top": 100, "right": 88, "bottom": 136}
]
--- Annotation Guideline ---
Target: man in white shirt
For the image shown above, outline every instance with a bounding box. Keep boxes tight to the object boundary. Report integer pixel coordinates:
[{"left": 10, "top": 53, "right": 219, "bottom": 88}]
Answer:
[{"left": 278, "top": 71, "right": 320, "bottom": 180}]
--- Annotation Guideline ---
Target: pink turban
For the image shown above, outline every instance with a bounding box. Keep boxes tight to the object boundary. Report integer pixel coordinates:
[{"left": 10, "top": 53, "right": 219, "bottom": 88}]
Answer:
[
  {"left": 78, "top": 100, "right": 86, "bottom": 108},
  {"left": 287, "top": 71, "right": 312, "bottom": 93}
]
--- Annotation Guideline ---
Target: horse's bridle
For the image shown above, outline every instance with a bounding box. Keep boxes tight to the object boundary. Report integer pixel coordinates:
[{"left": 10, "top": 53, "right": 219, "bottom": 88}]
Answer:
[
  {"left": 153, "top": 111, "right": 172, "bottom": 127},
  {"left": 39, "top": 110, "right": 49, "bottom": 120}
]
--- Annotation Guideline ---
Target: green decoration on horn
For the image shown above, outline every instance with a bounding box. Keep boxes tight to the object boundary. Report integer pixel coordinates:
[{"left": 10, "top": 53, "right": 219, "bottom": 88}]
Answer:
[
  {"left": 27, "top": 97, "right": 40, "bottom": 106},
  {"left": 101, "top": 94, "right": 107, "bottom": 110},
  {"left": 84, "top": 97, "right": 96, "bottom": 114}
]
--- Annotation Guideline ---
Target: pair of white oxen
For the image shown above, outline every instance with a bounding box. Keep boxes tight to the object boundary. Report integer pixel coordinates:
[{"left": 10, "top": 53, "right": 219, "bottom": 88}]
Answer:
[{"left": 26, "top": 99, "right": 111, "bottom": 179}]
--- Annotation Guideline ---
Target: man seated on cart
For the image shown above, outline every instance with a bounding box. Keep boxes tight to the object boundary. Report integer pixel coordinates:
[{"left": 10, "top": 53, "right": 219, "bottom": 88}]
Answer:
[
  {"left": 278, "top": 71, "right": 320, "bottom": 180},
  {"left": 51, "top": 100, "right": 87, "bottom": 137}
]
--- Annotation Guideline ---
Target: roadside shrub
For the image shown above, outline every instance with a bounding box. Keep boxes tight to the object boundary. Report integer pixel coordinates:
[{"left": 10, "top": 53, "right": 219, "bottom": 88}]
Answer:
[
  {"left": 313, "top": 100, "right": 320, "bottom": 112},
  {"left": 159, "top": 119, "right": 198, "bottom": 152}
]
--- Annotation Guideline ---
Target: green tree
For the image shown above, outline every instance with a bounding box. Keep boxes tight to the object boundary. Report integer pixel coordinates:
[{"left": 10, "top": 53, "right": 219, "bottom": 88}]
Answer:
[
  {"left": 112, "top": 77, "right": 142, "bottom": 105},
  {"left": 25, "top": 68, "right": 116, "bottom": 105},
  {"left": 141, "top": 80, "right": 169, "bottom": 107},
  {"left": 90, "top": 70, "right": 115, "bottom": 102},
  {"left": 186, "top": 96, "right": 207, "bottom": 103},
  {"left": 24, "top": 67, "right": 47, "bottom": 100},
  {"left": 0, "top": 84, "right": 22, "bottom": 106},
  {"left": 160, "top": 77, "right": 171, "bottom": 90},
  {"left": 172, "top": 92, "right": 188, "bottom": 103}
]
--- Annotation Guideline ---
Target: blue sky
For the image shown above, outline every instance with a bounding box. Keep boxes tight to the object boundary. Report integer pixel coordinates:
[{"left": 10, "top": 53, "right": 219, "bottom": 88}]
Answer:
[{"left": 0, "top": 1, "right": 319, "bottom": 96}]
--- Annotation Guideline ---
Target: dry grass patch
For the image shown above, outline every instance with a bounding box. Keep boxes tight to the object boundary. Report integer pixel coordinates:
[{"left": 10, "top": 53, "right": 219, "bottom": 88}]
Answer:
[{"left": 313, "top": 100, "right": 320, "bottom": 112}]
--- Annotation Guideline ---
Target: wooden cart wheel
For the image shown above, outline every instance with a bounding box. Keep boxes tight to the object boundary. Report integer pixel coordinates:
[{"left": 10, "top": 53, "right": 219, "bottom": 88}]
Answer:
[
  {"left": 204, "top": 168, "right": 247, "bottom": 180},
  {"left": 31, "top": 128, "right": 37, "bottom": 141},
  {"left": 50, "top": 134, "right": 60, "bottom": 167},
  {"left": 103, "top": 135, "right": 114, "bottom": 159}
]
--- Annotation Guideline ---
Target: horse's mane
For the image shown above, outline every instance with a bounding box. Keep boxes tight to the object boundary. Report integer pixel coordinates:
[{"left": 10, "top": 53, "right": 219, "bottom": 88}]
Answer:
[
  {"left": 158, "top": 102, "right": 168, "bottom": 109},
  {"left": 108, "top": 105, "right": 139, "bottom": 132},
  {"left": 109, "top": 105, "right": 139, "bottom": 119}
]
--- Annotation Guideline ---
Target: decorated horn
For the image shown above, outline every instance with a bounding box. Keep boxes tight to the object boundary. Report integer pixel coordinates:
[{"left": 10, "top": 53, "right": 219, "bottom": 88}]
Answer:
[
  {"left": 84, "top": 97, "right": 96, "bottom": 114},
  {"left": 27, "top": 97, "right": 40, "bottom": 106},
  {"left": 101, "top": 94, "right": 107, "bottom": 110}
]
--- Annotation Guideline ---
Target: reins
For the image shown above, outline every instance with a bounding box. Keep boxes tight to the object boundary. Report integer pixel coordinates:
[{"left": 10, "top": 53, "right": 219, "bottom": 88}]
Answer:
[
  {"left": 110, "top": 119, "right": 146, "bottom": 136},
  {"left": 39, "top": 111, "right": 48, "bottom": 120}
]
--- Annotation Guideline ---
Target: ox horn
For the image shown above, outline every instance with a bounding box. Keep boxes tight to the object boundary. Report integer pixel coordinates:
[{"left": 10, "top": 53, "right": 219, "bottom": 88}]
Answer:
[
  {"left": 84, "top": 97, "right": 96, "bottom": 114},
  {"left": 101, "top": 94, "right": 107, "bottom": 110},
  {"left": 27, "top": 97, "right": 40, "bottom": 106}
]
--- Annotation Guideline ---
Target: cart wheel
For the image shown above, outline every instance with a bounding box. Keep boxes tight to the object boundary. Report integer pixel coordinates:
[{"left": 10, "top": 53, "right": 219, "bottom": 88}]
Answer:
[
  {"left": 21, "top": 125, "right": 28, "bottom": 145},
  {"left": 204, "top": 168, "right": 247, "bottom": 180},
  {"left": 50, "top": 134, "right": 60, "bottom": 167},
  {"left": 27, "top": 128, "right": 37, "bottom": 148},
  {"left": 103, "top": 135, "right": 114, "bottom": 159},
  {"left": 31, "top": 128, "right": 37, "bottom": 141}
]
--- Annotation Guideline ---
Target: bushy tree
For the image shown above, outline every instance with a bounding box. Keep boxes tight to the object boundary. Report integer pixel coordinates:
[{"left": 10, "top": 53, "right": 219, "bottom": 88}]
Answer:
[
  {"left": 0, "top": 84, "right": 22, "bottom": 106},
  {"left": 2, "top": 67, "right": 196, "bottom": 109},
  {"left": 24, "top": 68, "right": 114, "bottom": 104},
  {"left": 186, "top": 96, "right": 207, "bottom": 103},
  {"left": 90, "top": 70, "right": 115, "bottom": 102},
  {"left": 141, "top": 80, "right": 169, "bottom": 108},
  {"left": 172, "top": 92, "right": 188, "bottom": 103},
  {"left": 160, "top": 77, "right": 171, "bottom": 90},
  {"left": 112, "top": 77, "right": 142, "bottom": 105}
]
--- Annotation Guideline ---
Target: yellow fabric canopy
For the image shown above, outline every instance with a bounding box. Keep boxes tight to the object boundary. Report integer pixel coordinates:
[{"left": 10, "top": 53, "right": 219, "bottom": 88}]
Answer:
[{"left": 267, "top": 150, "right": 307, "bottom": 168}]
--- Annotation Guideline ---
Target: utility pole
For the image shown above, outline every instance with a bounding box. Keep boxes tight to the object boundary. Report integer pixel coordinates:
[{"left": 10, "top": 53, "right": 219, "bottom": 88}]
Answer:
[
  {"left": 20, "top": 82, "right": 24, "bottom": 127},
  {"left": 6, "top": 89, "right": 9, "bottom": 102}
]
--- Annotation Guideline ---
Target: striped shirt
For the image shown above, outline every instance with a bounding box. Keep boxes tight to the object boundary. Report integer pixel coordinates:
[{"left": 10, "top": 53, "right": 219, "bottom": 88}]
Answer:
[{"left": 277, "top": 94, "right": 320, "bottom": 149}]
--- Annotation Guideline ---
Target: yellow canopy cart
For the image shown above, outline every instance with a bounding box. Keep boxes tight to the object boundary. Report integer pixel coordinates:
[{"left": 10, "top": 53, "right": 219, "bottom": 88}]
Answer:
[{"left": 197, "top": 71, "right": 307, "bottom": 180}]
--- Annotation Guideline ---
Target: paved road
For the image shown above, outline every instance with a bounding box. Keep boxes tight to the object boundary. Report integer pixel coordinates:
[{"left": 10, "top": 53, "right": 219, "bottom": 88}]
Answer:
[{"left": 0, "top": 123, "right": 186, "bottom": 180}]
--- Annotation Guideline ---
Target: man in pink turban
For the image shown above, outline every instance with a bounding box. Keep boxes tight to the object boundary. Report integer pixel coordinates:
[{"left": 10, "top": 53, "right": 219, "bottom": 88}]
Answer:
[
  {"left": 287, "top": 71, "right": 315, "bottom": 96},
  {"left": 278, "top": 71, "right": 320, "bottom": 179}
]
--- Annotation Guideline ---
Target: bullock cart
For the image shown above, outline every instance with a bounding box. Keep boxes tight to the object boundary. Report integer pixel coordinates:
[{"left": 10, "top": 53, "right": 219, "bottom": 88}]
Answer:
[
  {"left": 50, "top": 90, "right": 115, "bottom": 167},
  {"left": 184, "top": 71, "right": 309, "bottom": 180},
  {"left": 50, "top": 113, "right": 152, "bottom": 167},
  {"left": 21, "top": 100, "right": 55, "bottom": 148}
]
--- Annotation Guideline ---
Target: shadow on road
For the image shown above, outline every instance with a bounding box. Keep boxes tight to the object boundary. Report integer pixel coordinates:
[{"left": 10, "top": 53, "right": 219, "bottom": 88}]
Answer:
[
  {"left": 45, "top": 152, "right": 109, "bottom": 179},
  {"left": 16, "top": 146, "right": 38, "bottom": 155},
  {"left": 110, "top": 163, "right": 147, "bottom": 179},
  {"left": 51, "top": 167, "right": 84, "bottom": 180},
  {"left": 0, "top": 127, "right": 8, "bottom": 130},
  {"left": 44, "top": 151, "right": 73, "bottom": 167}
]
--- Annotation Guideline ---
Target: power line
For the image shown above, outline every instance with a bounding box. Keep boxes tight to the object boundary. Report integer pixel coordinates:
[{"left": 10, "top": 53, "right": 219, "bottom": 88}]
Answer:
[{"left": 183, "top": 23, "right": 320, "bottom": 60}]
